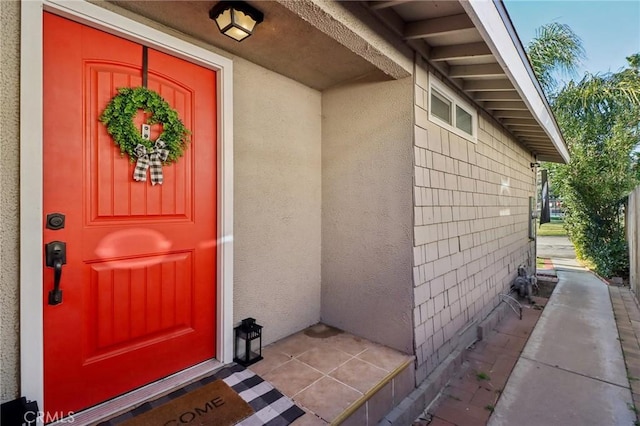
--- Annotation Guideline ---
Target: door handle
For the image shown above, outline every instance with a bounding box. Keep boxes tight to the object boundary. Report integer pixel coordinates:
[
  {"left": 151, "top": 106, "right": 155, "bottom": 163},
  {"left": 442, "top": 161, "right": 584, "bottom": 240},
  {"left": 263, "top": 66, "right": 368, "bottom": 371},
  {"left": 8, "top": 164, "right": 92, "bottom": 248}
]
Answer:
[{"left": 45, "top": 241, "right": 66, "bottom": 305}]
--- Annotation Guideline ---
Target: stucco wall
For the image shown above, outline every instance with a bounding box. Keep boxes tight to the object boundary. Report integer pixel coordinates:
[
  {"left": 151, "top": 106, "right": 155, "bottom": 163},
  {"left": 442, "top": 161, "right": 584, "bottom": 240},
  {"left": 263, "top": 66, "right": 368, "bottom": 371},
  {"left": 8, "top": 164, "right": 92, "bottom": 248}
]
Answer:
[
  {"left": 412, "top": 58, "right": 536, "bottom": 383},
  {"left": 0, "top": 0, "right": 21, "bottom": 403},
  {"left": 321, "top": 77, "right": 414, "bottom": 354},
  {"left": 233, "top": 58, "right": 322, "bottom": 344}
]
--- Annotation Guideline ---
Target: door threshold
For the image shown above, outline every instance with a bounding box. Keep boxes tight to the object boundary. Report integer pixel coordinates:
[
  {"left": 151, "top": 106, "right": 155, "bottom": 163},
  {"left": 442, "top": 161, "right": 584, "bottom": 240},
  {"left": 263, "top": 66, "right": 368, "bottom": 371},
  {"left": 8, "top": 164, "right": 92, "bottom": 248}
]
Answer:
[{"left": 51, "top": 359, "right": 224, "bottom": 426}]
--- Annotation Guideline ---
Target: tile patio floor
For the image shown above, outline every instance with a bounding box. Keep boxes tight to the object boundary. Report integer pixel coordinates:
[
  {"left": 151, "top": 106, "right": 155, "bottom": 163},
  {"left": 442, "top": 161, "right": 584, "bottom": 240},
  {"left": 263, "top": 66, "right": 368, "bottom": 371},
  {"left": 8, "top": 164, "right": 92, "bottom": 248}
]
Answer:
[{"left": 247, "top": 324, "right": 414, "bottom": 425}]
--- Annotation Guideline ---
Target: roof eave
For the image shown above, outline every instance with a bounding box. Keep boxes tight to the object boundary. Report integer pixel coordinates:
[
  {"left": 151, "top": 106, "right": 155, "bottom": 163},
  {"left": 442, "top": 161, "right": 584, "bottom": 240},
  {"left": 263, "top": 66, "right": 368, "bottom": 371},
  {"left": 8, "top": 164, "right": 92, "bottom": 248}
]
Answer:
[{"left": 459, "top": 0, "right": 570, "bottom": 163}]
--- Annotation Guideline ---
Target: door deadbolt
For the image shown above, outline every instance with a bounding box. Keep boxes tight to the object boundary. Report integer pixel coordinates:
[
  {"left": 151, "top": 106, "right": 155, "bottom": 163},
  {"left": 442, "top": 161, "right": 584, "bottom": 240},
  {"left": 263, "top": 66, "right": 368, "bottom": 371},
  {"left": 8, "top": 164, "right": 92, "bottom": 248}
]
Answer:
[{"left": 46, "top": 213, "right": 65, "bottom": 230}]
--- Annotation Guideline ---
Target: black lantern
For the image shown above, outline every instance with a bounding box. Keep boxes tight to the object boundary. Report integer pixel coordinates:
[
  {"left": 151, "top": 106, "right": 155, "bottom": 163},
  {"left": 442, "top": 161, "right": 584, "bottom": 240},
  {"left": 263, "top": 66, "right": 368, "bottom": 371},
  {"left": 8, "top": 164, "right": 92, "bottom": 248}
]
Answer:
[
  {"left": 209, "top": 1, "right": 264, "bottom": 42},
  {"left": 234, "top": 318, "right": 263, "bottom": 366}
]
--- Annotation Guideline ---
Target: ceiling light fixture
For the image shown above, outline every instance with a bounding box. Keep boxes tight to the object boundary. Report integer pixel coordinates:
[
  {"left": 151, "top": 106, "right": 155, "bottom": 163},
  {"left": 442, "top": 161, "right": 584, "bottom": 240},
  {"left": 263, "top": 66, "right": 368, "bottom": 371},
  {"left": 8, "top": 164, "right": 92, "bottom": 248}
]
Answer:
[{"left": 209, "top": 1, "right": 264, "bottom": 42}]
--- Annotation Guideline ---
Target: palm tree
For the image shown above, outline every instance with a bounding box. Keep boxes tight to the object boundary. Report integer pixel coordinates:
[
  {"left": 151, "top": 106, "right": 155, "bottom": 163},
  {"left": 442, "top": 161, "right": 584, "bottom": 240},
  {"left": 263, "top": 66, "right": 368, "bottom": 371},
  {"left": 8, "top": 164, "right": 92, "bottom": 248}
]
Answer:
[
  {"left": 525, "top": 22, "right": 585, "bottom": 94},
  {"left": 553, "top": 54, "right": 640, "bottom": 120}
]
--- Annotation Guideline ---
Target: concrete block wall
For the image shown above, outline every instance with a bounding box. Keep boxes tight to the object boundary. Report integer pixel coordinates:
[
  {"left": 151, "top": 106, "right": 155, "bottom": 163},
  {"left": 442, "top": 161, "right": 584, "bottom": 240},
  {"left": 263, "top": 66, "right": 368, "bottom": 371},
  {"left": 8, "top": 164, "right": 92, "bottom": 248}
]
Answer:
[{"left": 411, "top": 59, "right": 536, "bottom": 384}]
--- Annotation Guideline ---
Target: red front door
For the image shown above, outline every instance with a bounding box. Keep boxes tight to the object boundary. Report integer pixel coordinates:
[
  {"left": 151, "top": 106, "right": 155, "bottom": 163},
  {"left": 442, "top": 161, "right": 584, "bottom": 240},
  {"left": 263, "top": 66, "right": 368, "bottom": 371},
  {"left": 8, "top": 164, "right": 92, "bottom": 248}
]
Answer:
[{"left": 43, "top": 13, "right": 217, "bottom": 414}]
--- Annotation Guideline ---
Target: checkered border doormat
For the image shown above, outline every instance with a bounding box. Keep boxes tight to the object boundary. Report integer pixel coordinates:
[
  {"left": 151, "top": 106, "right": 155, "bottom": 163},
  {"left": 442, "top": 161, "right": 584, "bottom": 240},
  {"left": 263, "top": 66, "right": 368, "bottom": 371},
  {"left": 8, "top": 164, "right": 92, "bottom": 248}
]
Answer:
[
  {"left": 101, "top": 364, "right": 304, "bottom": 426},
  {"left": 220, "top": 364, "right": 304, "bottom": 426}
]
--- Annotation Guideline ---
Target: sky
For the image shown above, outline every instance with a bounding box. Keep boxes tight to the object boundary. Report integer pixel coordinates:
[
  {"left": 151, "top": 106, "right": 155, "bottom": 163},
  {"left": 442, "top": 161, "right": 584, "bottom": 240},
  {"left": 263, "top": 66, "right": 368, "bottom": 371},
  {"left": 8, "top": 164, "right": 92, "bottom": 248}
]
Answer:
[{"left": 504, "top": 0, "right": 640, "bottom": 77}]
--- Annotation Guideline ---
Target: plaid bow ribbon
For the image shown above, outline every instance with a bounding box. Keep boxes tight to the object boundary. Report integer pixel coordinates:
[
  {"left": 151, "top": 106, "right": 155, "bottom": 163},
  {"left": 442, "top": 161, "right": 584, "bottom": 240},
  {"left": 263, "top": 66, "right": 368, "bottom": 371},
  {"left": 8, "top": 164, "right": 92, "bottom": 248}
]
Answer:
[{"left": 133, "top": 140, "right": 170, "bottom": 185}]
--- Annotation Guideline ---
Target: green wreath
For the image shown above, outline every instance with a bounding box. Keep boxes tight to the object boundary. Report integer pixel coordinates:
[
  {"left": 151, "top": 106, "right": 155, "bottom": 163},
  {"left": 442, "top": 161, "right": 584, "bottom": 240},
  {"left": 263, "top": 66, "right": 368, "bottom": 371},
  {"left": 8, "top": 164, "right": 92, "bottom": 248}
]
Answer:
[{"left": 99, "top": 87, "right": 190, "bottom": 163}]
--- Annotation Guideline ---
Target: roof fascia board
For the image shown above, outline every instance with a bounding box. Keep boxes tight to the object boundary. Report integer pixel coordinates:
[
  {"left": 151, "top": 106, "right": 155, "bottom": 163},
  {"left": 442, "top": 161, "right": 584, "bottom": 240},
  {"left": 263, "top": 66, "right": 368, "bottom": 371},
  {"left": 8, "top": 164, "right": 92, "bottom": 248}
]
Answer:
[{"left": 459, "top": 0, "right": 570, "bottom": 163}]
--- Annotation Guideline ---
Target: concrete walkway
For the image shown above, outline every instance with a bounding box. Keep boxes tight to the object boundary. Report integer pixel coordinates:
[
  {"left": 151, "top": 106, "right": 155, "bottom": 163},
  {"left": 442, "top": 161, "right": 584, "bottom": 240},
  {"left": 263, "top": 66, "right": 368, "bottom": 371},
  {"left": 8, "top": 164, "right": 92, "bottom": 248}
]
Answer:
[
  {"left": 537, "top": 235, "right": 577, "bottom": 260},
  {"left": 489, "top": 260, "right": 635, "bottom": 425}
]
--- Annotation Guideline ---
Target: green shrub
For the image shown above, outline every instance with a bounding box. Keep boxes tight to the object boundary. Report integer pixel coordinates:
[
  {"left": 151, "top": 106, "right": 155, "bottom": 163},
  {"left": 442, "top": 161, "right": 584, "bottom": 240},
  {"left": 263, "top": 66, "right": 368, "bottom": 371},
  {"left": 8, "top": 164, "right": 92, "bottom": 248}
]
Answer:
[{"left": 541, "top": 56, "right": 640, "bottom": 278}]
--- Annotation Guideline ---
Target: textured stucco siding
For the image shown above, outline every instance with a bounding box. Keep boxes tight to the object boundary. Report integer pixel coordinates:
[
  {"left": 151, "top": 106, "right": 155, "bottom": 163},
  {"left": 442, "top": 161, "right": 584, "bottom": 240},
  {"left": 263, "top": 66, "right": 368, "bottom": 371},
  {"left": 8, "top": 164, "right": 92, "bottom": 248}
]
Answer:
[
  {"left": 278, "top": 0, "right": 413, "bottom": 80},
  {"left": 1, "top": 0, "right": 21, "bottom": 403},
  {"left": 233, "top": 58, "right": 322, "bottom": 345},
  {"left": 412, "top": 58, "right": 536, "bottom": 384},
  {"left": 321, "top": 77, "right": 414, "bottom": 354}
]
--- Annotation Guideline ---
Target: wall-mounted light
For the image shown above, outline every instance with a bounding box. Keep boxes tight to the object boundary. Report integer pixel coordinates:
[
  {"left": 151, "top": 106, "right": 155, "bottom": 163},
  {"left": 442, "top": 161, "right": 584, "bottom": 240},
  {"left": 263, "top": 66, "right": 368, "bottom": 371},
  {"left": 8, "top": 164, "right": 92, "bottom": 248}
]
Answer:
[{"left": 209, "top": 1, "right": 264, "bottom": 42}]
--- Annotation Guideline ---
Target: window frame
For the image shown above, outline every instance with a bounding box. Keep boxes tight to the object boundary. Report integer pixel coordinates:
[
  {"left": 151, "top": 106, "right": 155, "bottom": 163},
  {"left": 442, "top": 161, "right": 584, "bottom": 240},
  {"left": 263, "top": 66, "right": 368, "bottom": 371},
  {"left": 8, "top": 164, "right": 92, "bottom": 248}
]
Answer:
[{"left": 428, "top": 75, "right": 478, "bottom": 143}]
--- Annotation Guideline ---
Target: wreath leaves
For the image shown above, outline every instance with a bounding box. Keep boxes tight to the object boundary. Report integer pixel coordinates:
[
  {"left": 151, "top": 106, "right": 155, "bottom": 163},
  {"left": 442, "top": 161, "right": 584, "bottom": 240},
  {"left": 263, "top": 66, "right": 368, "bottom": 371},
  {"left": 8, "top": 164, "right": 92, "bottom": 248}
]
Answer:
[{"left": 99, "top": 87, "right": 190, "bottom": 163}]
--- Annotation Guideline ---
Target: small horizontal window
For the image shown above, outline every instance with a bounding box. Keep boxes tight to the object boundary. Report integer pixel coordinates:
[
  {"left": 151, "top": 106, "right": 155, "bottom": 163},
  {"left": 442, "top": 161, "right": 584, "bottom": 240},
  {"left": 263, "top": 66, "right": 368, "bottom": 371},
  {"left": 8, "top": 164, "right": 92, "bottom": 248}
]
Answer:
[
  {"left": 431, "top": 90, "right": 452, "bottom": 125},
  {"left": 456, "top": 105, "right": 473, "bottom": 135},
  {"left": 428, "top": 75, "right": 477, "bottom": 142}
]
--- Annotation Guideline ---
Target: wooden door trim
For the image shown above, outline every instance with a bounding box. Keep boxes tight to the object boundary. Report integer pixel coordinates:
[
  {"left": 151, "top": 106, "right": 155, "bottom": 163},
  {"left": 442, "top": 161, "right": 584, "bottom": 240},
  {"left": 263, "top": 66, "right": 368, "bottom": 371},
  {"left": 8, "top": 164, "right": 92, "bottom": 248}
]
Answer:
[{"left": 20, "top": 0, "right": 234, "bottom": 412}]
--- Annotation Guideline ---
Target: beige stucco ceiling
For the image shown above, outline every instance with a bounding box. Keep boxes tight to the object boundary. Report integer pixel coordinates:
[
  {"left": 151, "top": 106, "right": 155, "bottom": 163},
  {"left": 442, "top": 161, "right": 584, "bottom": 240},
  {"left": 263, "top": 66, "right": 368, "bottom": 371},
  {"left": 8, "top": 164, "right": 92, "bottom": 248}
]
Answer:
[{"left": 108, "top": 1, "right": 394, "bottom": 90}]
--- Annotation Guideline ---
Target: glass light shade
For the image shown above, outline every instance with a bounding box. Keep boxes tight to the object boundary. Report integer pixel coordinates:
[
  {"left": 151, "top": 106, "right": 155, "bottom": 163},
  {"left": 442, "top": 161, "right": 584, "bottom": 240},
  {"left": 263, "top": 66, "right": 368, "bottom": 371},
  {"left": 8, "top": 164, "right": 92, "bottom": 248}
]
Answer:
[
  {"left": 224, "top": 26, "right": 251, "bottom": 42},
  {"left": 234, "top": 10, "right": 258, "bottom": 33},
  {"left": 214, "top": 9, "right": 232, "bottom": 30}
]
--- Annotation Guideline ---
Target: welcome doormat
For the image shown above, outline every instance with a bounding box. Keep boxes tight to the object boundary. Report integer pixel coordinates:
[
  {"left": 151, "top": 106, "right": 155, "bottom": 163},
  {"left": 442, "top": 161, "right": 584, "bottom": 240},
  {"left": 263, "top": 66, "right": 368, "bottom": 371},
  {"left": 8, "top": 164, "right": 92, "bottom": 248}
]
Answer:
[
  {"left": 120, "top": 380, "right": 253, "bottom": 426},
  {"left": 102, "top": 364, "right": 304, "bottom": 426}
]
